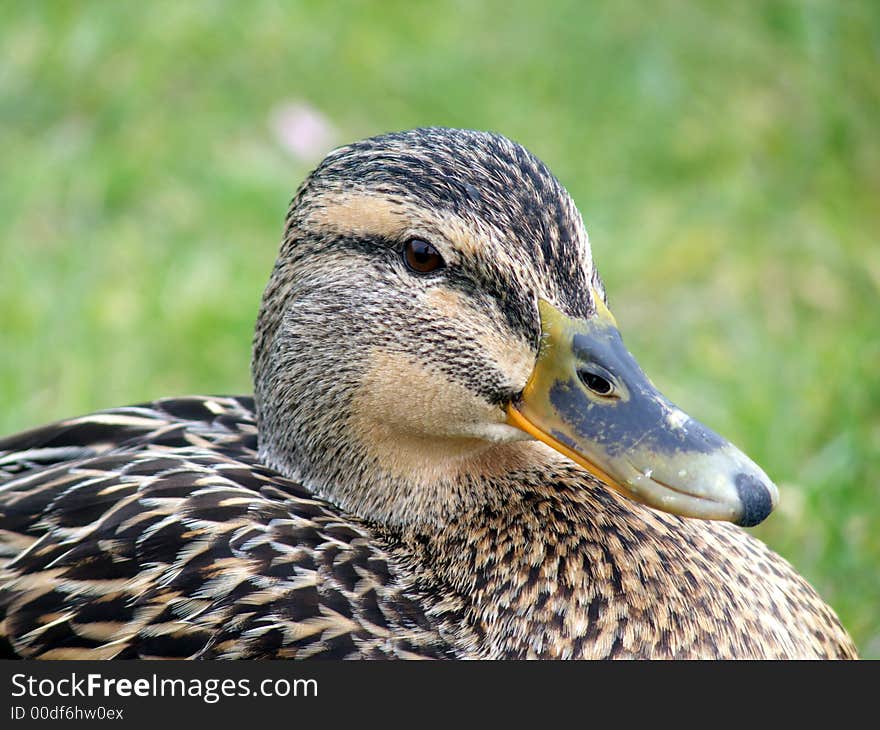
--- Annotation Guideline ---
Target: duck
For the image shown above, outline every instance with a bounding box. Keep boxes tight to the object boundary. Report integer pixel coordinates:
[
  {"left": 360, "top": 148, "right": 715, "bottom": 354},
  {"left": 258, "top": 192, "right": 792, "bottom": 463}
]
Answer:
[{"left": 0, "top": 127, "right": 857, "bottom": 659}]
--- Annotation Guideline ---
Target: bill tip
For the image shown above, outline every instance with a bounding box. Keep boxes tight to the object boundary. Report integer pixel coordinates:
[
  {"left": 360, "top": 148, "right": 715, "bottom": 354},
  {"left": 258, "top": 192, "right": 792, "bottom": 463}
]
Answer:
[{"left": 733, "top": 472, "right": 776, "bottom": 527}]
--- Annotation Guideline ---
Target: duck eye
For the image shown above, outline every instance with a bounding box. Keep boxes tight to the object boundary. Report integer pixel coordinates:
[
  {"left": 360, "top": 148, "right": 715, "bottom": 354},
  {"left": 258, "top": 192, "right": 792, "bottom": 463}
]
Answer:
[
  {"left": 578, "top": 368, "right": 615, "bottom": 397},
  {"left": 403, "top": 239, "right": 445, "bottom": 274}
]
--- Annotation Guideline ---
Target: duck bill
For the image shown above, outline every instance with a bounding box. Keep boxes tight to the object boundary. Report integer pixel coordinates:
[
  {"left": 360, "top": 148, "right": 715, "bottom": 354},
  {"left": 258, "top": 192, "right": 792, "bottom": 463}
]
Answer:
[{"left": 506, "top": 297, "right": 778, "bottom": 527}]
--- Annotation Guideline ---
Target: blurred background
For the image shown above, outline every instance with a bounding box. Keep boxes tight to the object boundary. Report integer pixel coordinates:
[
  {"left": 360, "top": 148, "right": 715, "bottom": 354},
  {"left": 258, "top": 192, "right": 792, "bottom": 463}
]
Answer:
[{"left": 1, "top": 1, "right": 877, "bottom": 655}]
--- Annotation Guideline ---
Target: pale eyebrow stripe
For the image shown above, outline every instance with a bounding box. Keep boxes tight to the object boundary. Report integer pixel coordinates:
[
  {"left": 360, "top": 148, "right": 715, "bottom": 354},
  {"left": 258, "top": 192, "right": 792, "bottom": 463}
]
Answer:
[
  {"left": 307, "top": 193, "right": 410, "bottom": 240},
  {"left": 305, "top": 191, "right": 520, "bottom": 271}
]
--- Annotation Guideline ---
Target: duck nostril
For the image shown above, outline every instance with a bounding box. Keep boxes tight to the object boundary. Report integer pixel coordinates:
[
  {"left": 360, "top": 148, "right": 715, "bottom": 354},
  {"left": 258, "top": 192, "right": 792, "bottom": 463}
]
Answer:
[
  {"left": 578, "top": 369, "right": 613, "bottom": 396},
  {"left": 733, "top": 473, "right": 774, "bottom": 527}
]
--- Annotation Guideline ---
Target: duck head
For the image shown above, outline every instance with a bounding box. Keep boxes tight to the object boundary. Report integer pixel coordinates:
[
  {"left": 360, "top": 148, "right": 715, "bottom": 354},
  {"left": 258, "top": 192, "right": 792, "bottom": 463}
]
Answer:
[{"left": 253, "top": 128, "right": 777, "bottom": 528}]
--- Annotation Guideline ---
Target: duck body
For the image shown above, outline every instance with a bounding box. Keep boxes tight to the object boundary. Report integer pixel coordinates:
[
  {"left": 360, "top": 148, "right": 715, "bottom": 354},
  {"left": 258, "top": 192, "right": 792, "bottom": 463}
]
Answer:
[
  {"left": 0, "top": 397, "right": 453, "bottom": 659},
  {"left": 0, "top": 128, "right": 858, "bottom": 659},
  {"left": 0, "top": 397, "right": 854, "bottom": 659}
]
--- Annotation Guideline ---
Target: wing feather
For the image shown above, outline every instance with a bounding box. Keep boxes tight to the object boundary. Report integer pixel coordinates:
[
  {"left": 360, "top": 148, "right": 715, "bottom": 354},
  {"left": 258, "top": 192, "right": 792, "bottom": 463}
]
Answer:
[{"left": 0, "top": 397, "right": 453, "bottom": 659}]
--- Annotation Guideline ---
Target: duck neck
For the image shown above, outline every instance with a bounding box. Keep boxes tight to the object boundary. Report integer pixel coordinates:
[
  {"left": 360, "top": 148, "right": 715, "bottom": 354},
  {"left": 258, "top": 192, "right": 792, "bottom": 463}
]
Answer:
[
  {"left": 257, "top": 395, "right": 554, "bottom": 526},
  {"left": 375, "top": 455, "right": 681, "bottom": 659}
]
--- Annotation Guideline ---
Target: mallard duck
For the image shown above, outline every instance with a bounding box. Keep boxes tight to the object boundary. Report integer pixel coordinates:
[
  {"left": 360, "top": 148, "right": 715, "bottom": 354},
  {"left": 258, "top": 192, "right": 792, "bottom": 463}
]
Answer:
[{"left": 0, "top": 128, "right": 856, "bottom": 659}]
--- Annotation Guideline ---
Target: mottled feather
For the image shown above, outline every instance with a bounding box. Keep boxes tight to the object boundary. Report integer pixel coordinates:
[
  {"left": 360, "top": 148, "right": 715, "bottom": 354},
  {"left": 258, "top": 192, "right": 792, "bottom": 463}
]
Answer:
[{"left": 0, "top": 398, "right": 454, "bottom": 659}]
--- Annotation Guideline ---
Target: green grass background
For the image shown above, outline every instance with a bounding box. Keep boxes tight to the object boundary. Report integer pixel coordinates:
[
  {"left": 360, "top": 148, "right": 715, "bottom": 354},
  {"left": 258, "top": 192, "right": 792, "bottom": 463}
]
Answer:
[{"left": 1, "top": 1, "right": 877, "bottom": 656}]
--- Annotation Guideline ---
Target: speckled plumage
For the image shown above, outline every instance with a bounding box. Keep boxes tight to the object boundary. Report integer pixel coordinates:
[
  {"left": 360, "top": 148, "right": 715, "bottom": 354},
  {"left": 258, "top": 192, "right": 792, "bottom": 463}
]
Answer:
[
  {"left": 0, "top": 128, "right": 857, "bottom": 659},
  {"left": 0, "top": 398, "right": 454, "bottom": 659}
]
